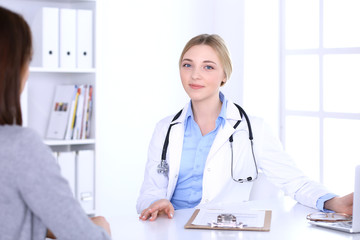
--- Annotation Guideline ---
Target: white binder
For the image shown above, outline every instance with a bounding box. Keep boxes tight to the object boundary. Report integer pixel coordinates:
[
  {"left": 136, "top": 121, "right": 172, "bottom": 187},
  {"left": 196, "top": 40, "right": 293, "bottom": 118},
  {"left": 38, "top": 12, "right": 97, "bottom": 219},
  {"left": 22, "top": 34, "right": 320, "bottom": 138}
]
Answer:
[
  {"left": 20, "top": 81, "right": 28, "bottom": 127},
  {"left": 76, "top": 150, "right": 95, "bottom": 214},
  {"left": 58, "top": 151, "right": 76, "bottom": 197},
  {"left": 60, "top": 8, "right": 77, "bottom": 68},
  {"left": 31, "top": 7, "right": 59, "bottom": 68},
  {"left": 77, "top": 10, "right": 93, "bottom": 68}
]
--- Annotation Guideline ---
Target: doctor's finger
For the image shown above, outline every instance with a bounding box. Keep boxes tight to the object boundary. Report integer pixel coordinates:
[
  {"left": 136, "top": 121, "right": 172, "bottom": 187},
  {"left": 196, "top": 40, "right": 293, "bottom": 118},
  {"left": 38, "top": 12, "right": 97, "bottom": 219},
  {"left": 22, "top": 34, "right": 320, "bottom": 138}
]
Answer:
[
  {"left": 164, "top": 205, "right": 174, "bottom": 218},
  {"left": 139, "top": 208, "right": 152, "bottom": 220},
  {"left": 149, "top": 210, "right": 159, "bottom": 221}
]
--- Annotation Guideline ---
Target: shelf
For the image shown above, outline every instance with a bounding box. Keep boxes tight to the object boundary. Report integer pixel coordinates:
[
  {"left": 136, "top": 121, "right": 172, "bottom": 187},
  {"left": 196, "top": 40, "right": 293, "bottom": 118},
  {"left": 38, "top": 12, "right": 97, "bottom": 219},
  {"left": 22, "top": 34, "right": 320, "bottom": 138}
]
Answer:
[
  {"left": 30, "top": 67, "right": 96, "bottom": 73},
  {"left": 44, "top": 139, "right": 95, "bottom": 146}
]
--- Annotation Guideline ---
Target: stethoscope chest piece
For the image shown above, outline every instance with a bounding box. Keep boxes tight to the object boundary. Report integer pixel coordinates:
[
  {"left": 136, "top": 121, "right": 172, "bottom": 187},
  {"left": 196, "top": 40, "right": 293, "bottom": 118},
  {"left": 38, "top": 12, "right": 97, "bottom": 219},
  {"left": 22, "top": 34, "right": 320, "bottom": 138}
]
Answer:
[{"left": 157, "top": 159, "right": 169, "bottom": 176}]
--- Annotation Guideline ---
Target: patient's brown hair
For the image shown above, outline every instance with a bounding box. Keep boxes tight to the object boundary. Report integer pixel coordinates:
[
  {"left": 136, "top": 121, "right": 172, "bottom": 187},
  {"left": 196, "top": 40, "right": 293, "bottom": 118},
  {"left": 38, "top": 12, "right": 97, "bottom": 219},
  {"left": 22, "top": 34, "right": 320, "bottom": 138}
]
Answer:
[{"left": 0, "top": 6, "right": 32, "bottom": 125}]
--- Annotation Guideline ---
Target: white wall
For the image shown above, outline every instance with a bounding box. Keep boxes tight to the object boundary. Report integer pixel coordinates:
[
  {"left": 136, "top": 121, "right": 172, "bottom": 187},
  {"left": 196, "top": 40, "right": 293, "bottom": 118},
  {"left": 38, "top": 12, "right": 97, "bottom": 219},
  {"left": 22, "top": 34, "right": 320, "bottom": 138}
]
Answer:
[
  {"left": 95, "top": 0, "right": 245, "bottom": 224},
  {"left": 243, "top": 0, "right": 279, "bottom": 133}
]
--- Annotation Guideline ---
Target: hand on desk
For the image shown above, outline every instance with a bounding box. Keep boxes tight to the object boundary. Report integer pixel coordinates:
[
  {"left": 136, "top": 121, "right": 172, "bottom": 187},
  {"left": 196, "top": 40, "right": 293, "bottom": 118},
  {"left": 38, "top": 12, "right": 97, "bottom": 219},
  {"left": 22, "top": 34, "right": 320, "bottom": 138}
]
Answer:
[
  {"left": 91, "top": 216, "right": 111, "bottom": 236},
  {"left": 324, "top": 192, "right": 353, "bottom": 215},
  {"left": 140, "top": 199, "right": 174, "bottom": 221}
]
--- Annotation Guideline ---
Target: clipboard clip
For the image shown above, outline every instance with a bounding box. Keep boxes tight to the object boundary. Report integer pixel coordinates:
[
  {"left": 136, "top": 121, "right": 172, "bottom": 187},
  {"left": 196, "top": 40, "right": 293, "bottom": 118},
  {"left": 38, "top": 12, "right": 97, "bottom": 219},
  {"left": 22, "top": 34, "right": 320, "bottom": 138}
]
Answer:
[{"left": 209, "top": 214, "right": 244, "bottom": 228}]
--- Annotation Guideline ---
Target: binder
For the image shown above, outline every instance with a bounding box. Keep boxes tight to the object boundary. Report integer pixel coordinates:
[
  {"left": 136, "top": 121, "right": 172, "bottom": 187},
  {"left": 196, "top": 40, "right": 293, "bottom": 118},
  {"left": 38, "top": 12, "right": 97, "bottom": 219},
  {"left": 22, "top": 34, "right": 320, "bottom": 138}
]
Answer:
[
  {"left": 58, "top": 151, "right": 76, "bottom": 196},
  {"left": 76, "top": 150, "right": 95, "bottom": 214},
  {"left": 85, "top": 85, "right": 94, "bottom": 139},
  {"left": 60, "top": 8, "right": 77, "bottom": 68},
  {"left": 77, "top": 10, "right": 93, "bottom": 68},
  {"left": 73, "top": 85, "right": 85, "bottom": 139},
  {"left": 46, "top": 85, "right": 77, "bottom": 140},
  {"left": 80, "top": 85, "right": 89, "bottom": 139},
  {"left": 64, "top": 85, "right": 80, "bottom": 140},
  {"left": 31, "top": 7, "right": 59, "bottom": 68},
  {"left": 52, "top": 151, "right": 59, "bottom": 163},
  {"left": 20, "top": 81, "right": 28, "bottom": 127}
]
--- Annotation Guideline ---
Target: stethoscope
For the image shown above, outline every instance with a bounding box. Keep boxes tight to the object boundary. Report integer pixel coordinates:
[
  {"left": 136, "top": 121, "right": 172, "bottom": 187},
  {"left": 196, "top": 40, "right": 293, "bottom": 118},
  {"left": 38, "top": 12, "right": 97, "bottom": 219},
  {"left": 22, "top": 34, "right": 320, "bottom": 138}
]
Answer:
[{"left": 157, "top": 103, "right": 259, "bottom": 183}]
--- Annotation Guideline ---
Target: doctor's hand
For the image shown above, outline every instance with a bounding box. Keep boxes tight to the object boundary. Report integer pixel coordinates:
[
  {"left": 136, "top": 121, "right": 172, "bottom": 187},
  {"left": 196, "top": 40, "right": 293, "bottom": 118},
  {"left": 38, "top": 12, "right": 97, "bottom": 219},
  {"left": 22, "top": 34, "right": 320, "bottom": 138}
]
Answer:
[
  {"left": 139, "top": 199, "right": 174, "bottom": 221},
  {"left": 324, "top": 192, "right": 353, "bottom": 215}
]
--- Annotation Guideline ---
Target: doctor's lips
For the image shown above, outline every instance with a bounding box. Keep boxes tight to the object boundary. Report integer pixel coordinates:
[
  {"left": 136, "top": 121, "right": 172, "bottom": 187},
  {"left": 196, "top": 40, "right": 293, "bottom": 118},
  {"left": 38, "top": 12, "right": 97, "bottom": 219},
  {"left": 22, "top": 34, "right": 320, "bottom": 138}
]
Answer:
[{"left": 189, "top": 84, "right": 204, "bottom": 90}]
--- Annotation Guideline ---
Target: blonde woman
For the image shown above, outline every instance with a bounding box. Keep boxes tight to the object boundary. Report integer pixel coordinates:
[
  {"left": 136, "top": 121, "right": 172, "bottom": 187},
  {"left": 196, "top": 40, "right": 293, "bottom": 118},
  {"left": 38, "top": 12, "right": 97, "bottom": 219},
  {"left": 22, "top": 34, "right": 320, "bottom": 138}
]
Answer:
[{"left": 137, "top": 34, "right": 353, "bottom": 221}]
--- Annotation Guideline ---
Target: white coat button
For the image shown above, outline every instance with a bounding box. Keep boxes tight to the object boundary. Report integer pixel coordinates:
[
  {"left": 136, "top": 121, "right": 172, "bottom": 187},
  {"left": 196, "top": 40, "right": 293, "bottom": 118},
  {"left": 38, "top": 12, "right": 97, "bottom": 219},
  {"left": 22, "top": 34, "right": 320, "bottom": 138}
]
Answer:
[
  {"left": 175, "top": 174, "right": 178, "bottom": 179},
  {"left": 205, "top": 199, "right": 209, "bottom": 203},
  {"left": 207, "top": 168, "right": 211, "bottom": 172}
]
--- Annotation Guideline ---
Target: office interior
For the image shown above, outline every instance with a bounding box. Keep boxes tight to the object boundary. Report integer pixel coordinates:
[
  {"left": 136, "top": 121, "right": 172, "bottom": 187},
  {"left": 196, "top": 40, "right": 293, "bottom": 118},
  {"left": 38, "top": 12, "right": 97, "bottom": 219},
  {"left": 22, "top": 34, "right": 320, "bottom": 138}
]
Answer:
[
  {"left": 2, "top": 0, "right": 359, "bottom": 238},
  {"left": 95, "top": 0, "right": 360, "bottom": 220}
]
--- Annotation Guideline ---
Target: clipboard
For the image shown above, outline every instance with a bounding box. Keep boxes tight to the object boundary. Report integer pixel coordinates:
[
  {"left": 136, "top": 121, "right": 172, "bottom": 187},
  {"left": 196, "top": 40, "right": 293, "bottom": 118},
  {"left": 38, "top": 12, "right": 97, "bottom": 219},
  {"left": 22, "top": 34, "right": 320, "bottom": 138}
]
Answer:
[{"left": 184, "top": 209, "right": 272, "bottom": 231}]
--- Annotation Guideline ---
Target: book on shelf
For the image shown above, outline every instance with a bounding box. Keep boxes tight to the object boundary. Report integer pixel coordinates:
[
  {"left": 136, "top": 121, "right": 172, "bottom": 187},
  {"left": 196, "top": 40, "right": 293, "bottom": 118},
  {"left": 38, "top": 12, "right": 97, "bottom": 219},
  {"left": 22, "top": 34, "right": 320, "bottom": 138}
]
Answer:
[
  {"left": 47, "top": 84, "right": 94, "bottom": 141},
  {"left": 46, "top": 85, "right": 76, "bottom": 139}
]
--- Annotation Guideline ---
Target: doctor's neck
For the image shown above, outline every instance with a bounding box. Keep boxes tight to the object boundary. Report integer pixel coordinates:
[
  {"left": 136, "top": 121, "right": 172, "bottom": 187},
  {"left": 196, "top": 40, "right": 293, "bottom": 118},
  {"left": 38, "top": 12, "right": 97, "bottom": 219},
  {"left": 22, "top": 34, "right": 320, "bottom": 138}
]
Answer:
[{"left": 191, "top": 95, "right": 222, "bottom": 134}]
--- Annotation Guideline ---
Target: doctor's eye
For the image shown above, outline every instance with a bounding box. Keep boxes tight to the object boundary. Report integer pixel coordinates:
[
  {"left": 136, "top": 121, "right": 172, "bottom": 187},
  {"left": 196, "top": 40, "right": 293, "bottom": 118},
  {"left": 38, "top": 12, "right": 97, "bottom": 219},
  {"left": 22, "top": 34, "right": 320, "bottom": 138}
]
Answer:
[
  {"left": 182, "top": 63, "right": 191, "bottom": 68},
  {"left": 204, "top": 65, "right": 214, "bottom": 70}
]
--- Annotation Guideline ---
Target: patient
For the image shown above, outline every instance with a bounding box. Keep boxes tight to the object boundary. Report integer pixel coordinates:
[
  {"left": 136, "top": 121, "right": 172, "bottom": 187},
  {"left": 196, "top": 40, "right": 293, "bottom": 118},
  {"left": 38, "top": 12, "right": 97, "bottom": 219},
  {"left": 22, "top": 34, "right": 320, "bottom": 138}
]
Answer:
[{"left": 0, "top": 6, "right": 111, "bottom": 239}]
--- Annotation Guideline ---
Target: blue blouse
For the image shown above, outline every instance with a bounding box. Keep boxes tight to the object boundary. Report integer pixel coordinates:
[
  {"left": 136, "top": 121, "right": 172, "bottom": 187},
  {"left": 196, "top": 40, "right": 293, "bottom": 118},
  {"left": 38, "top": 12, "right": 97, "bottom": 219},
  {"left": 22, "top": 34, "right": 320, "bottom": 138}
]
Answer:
[{"left": 170, "top": 93, "right": 227, "bottom": 210}]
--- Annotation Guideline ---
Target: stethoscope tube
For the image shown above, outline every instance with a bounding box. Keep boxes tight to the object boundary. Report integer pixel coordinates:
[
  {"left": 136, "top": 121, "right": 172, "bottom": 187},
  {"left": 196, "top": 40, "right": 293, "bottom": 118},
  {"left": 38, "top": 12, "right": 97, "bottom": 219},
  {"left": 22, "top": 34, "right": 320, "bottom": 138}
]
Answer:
[
  {"left": 230, "top": 104, "right": 258, "bottom": 183},
  {"left": 158, "top": 110, "right": 182, "bottom": 175}
]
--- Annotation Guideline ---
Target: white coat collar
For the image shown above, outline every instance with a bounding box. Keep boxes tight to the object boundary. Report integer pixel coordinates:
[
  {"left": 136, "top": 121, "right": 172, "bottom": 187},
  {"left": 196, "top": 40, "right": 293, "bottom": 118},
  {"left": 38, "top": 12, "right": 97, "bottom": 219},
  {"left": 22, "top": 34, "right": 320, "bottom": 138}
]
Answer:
[
  {"left": 171, "top": 95, "right": 245, "bottom": 162},
  {"left": 170, "top": 94, "right": 243, "bottom": 125}
]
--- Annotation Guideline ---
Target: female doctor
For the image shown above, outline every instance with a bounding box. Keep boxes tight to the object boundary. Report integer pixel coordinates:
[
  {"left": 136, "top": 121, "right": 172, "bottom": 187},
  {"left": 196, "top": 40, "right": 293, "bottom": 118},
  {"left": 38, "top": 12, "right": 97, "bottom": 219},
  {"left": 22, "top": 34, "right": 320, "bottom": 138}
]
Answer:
[{"left": 137, "top": 34, "right": 353, "bottom": 221}]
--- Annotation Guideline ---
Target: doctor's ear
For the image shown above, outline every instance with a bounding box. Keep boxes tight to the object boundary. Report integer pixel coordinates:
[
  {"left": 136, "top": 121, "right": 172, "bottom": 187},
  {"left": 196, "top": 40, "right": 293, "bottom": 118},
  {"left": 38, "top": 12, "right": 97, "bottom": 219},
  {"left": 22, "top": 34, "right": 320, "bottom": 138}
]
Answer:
[{"left": 220, "top": 80, "right": 227, "bottom": 86}]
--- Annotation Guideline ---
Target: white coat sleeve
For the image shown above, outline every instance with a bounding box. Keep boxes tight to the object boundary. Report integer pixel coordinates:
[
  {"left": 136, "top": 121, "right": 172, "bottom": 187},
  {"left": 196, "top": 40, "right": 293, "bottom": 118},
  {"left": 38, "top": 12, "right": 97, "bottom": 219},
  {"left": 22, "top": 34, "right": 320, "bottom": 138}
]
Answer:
[
  {"left": 253, "top": 118, "right": 331, "bottom": 209},
  {"left": 136, "top": 117, "right": 172, "bottom": 213}
]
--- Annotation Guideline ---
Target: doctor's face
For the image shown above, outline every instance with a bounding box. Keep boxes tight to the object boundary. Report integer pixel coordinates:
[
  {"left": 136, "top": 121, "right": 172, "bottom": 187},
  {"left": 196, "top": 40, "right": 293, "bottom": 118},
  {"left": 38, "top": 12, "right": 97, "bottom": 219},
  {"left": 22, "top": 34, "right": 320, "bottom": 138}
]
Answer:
[{"left": 180, "top": 44, "right": 226, "bottom": 104}]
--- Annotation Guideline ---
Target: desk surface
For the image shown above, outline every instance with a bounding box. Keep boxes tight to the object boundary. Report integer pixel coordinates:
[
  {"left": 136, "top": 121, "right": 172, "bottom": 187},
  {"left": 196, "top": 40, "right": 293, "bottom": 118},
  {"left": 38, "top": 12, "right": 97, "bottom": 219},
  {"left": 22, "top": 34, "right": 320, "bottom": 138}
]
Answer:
[{"left": 110, "top": 197, "right": 360, "bottom": 240}]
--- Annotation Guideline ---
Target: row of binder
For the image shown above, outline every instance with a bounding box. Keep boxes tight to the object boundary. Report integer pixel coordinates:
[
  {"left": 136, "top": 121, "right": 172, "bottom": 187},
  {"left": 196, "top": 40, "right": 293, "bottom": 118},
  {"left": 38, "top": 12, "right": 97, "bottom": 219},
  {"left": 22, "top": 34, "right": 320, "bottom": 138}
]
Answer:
[
  {"left": 31, "top": 7, "right": 93, "bottom": 69},
  {"left": 46, "top": 84, "right": 93, "bottom": 140},
  {"left": 54, "top": 150, "right": 95, "bottom": 214}
]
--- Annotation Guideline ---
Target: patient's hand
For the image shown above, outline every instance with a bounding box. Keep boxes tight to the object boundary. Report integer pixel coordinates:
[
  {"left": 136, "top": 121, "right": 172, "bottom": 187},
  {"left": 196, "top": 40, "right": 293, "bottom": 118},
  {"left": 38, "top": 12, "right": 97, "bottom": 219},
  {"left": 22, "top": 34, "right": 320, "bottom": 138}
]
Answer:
[
  {"left": 139, "top": 199, "right": 174, "bottom": 221},
  {"left": 91, "top": 216, "right": 111, "bottom": 236}
]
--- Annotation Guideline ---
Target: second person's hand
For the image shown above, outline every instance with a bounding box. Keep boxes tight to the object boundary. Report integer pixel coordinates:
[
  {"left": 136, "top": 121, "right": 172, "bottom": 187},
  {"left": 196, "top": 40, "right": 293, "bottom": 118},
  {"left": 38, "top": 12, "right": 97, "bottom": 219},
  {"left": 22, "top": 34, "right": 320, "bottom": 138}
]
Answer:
[{"left": 139, "top": 199, "right": 174, "bottom": 221}]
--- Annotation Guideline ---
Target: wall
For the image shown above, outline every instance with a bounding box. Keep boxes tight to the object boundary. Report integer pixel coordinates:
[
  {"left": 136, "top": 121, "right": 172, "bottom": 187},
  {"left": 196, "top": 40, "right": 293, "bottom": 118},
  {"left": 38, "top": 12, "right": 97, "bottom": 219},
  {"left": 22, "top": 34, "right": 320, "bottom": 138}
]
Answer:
[{"left": 95, "top": 0, "right": 245, "bottom": 224}]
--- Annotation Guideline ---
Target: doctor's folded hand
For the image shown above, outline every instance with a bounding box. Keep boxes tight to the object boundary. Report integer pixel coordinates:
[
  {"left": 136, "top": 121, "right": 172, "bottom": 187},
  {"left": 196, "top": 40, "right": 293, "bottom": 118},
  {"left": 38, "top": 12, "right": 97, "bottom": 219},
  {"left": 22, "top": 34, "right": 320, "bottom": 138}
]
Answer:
[{"left": 139, "top": 199, "right": 174, "bottom": 221}]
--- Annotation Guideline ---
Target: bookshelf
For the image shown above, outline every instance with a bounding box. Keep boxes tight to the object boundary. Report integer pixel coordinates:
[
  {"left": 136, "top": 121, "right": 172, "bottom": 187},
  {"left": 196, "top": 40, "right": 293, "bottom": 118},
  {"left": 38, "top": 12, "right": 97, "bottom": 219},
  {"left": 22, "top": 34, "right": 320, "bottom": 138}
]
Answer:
[{"left": 1, "top": 0, "right": 97, "bottom": 215}]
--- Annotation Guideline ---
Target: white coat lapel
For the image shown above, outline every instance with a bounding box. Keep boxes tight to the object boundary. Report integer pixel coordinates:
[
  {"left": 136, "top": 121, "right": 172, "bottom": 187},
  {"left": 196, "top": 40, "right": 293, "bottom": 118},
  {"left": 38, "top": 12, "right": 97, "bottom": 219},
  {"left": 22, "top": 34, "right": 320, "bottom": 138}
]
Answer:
[
  {"left": 207, "top": 123, "right": 235, "bottom": 161},
  {"left": 166, "top": 104, "right": 189, "bottom": 198},
  {"left": 207, "top": 100, "right": 242, "bottom": 161}
]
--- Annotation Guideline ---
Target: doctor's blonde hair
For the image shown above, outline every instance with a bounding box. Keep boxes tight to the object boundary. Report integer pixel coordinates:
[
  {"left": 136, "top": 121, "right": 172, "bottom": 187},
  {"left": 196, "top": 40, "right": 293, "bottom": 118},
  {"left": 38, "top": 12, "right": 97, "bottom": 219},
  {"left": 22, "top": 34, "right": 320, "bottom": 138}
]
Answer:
[{"left": 179, "top": 34, "right": 232, "bottom": 86}]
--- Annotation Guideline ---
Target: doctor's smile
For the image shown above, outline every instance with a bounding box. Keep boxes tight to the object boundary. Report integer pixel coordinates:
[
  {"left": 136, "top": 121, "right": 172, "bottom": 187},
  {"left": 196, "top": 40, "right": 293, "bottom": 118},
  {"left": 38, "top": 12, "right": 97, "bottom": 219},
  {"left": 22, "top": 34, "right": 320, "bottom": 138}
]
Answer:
[{"left": 189, "top": 84, "right": 204, "bottom": 90}]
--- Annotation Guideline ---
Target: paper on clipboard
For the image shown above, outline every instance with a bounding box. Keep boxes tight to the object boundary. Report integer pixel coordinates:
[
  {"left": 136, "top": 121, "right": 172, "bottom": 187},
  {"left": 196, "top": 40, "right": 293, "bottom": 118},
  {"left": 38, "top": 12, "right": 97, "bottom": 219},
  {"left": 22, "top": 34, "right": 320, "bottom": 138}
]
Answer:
[
  {"left": 192, "top": 209, "right": 265, "bottom": 227},
  {"left": 184, "top": 209, "right": 272, "bottom": 231}
]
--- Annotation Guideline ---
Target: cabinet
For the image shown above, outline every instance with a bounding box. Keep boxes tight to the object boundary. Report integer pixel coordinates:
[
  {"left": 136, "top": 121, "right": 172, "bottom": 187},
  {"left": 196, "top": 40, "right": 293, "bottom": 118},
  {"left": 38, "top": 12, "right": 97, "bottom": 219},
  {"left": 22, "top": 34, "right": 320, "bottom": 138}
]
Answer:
[{"left": 1, "top": 0, "right": 97, "bottom": 215}]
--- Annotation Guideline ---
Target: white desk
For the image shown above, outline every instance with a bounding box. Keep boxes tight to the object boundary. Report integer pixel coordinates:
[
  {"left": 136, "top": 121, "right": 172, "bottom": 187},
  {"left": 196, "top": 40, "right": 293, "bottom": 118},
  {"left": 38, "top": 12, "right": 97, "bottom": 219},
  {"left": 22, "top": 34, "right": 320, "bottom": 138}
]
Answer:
[{"left": 109, "top": 197, "right": 360, "bottom": 240}]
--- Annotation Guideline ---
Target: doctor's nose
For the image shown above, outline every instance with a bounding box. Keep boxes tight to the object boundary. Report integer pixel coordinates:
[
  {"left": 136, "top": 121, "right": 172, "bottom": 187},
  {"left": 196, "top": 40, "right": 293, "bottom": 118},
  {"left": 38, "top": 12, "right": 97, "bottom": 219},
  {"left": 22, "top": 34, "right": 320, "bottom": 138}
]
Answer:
[{"left": 191, "top": 68, "right": 202, "bottom": 80}]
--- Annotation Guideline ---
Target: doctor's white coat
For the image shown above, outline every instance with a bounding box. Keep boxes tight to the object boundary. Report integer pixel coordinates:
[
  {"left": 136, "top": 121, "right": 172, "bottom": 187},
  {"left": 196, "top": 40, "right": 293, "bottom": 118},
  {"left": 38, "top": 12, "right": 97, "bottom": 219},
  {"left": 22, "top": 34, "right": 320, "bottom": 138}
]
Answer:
[{"left": 136, "top": 97, "right": 330, "bottom": 213}]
